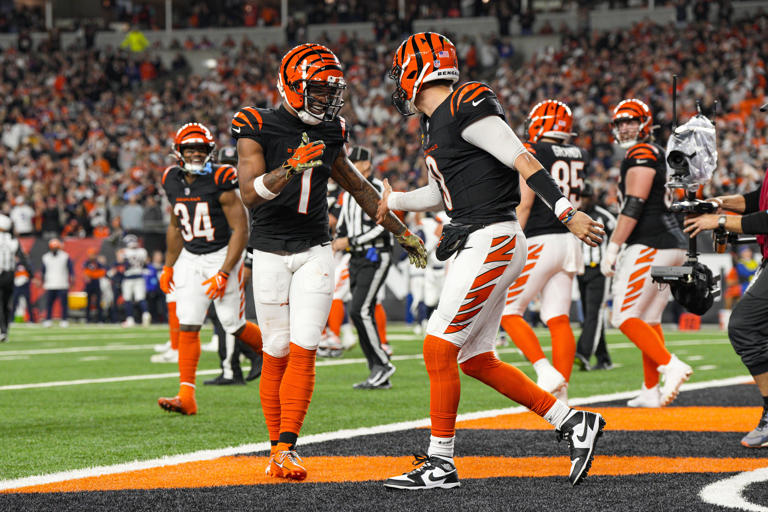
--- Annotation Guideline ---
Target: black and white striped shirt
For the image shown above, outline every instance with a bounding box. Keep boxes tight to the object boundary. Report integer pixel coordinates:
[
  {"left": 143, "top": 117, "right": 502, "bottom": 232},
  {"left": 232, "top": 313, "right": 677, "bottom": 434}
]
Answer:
[
  {"left": 336, "top": 177, "right": 393, "bottom": 252},
  {"left": 0, "top": 232, "right": 20, "bottom": 273},
  {"left": 582, "top": 205, "right": 617, "bottom": 267}
]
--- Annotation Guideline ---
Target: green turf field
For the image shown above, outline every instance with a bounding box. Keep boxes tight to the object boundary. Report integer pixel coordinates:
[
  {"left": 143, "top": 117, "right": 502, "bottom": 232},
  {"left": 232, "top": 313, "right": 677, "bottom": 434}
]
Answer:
[{"left": 0, "top": 322, "right": 747, "bottom": 481}]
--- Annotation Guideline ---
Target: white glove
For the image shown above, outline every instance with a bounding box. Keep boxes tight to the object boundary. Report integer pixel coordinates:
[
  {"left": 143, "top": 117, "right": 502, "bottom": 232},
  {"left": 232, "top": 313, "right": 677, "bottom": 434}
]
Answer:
[{"left": 601, "top": 242, "right": 621, "bottom": 277}]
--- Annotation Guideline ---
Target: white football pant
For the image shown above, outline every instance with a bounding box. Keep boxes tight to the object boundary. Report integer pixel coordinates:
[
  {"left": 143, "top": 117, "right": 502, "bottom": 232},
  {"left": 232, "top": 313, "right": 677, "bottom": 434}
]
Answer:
[
  {"left": 610, "top": 244, "right": 686, "bottom": 327},
  {"left": 174, "top": 246, "right": 246, "bottom": 333},
  {"left": 426, "top": 221, "right": 526, "bottom": 364},
  {"left": 503, "top": 232, "right": 583, "bottom": 323},
  {"left": 253, "top": 244, "right": 334, "bottom": 358}
]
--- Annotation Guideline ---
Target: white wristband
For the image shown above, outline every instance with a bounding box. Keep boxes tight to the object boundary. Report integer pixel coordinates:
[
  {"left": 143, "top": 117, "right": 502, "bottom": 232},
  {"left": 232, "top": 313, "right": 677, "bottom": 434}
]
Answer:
[
  {"left": 254, "top": 174, "right": 279, "bottom": 200},
  {"left": 553, "top": 197, "right": 574, "bottom": 217}
]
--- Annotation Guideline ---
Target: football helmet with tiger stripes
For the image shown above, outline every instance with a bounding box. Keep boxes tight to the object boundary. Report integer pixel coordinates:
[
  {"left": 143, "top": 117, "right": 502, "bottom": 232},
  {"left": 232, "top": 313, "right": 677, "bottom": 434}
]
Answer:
[
  {"left": 612, "top": 99, "right": 653, "bottom": 148},
  {"left": 277, "top": 43, "right": 346, "bottom": 126},
  {"left": 172, "top": 122, "right": 216, "bottom": 174},
  {"left": 389, "top": 32, "right": 459, "bottom": 116},
  {"left": 526, "top": 100, "right": 575, "bottom": 143}
]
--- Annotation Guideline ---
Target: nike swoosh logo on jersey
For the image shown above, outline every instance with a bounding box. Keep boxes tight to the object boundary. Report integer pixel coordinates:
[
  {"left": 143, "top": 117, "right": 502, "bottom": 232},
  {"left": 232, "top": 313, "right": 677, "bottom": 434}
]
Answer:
[
  {"left": 232, "top": 127, "right": 241, "bottom": 133},
  {"left": 472, "top": 98, "right": 486, "bottom": 107}
]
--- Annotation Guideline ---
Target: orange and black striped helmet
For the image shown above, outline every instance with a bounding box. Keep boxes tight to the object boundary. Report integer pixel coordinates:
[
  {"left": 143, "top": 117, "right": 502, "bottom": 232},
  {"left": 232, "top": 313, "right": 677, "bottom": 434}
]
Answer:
[
  {"left": 277, "top": 43, "right": 346, "bottom": 125},
  {"left": 526, "top": 100, "right": 574, "bottom": 143},
  {"left": 612, "top": 99, "right": 653, "bottom": 147},
  {"left": 389, "top": 32, "right": 459, "bottom": 116},
  {"left": 172, "top": 122, "right": 215, "bottom": 174}
]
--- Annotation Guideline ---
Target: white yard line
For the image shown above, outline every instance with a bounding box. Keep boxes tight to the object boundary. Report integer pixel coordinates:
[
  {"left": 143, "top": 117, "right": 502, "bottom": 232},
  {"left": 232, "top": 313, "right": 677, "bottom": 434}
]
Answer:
[{"left": 0, "top": 375, "right": 754, "bottom": 492}]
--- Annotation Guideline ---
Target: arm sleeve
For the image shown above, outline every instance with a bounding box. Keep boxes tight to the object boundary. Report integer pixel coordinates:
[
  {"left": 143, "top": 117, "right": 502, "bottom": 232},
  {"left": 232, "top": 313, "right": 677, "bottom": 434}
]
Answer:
[
  {"left": 744, "top": 189, "right": 761, "bottom": 214},
  {"left": 741, "top": 210, "right": 768, "bottom": 234},
  {"left": 460, "top": 115, "right": 527, "bottom": 169},
  {"left": 387, "top": 174, "right": 444, "bottom": 212}
]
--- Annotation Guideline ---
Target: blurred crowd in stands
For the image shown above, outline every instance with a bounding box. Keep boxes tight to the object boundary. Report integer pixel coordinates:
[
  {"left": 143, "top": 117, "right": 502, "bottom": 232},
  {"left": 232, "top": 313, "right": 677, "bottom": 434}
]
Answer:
[{"left": 0, "top": 8, "right": 764, "bottom": 299}]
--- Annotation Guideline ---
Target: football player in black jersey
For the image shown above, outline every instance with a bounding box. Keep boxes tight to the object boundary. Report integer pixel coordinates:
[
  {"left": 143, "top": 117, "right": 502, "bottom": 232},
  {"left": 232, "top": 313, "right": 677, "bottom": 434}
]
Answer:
[
  {"left": 231, "top": 43, "right": 427, "bottom": 482},
  {"left": 377, "top": 32, "right": 605, "bottom": 490},
  {"left": 157, "top": 123, "right": 263, "bottom": 416},
  {"left": 500, "top": 100, "right": 588, "bottom": 404},
  {"left": 601, "top": 99, "right": 692, "bottom": 408}
]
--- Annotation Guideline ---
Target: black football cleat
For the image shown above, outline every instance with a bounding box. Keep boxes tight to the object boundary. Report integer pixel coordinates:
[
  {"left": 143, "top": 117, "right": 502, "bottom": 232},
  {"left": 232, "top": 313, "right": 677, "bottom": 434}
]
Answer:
[{"left": 556, "top": 409, "right": 606, "bottom": 486}]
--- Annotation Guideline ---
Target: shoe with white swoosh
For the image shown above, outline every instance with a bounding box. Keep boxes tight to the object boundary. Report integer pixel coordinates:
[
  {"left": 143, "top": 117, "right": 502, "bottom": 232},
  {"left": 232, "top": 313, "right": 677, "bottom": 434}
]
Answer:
[
  {"left": 384, "top": 453, "right": 460, "bottom": 490},
  {"left": 556, "top": 409, "right": 606, "bottom": 486}
]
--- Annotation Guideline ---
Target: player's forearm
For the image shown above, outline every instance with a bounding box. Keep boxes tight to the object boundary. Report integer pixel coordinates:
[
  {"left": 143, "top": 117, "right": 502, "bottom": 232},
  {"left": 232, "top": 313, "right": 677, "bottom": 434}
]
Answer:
[
  {"left": 609, "top": 214, "right": 638, "bottom": 246},
  {"left": 351, "top": 183, "right": 406, "bottom": 236},
  {"left": 240, "top": 164, "right": 292, "bottom": 208},
  {"left": 516, "top": 205, "right": 531, "bottom": 230},
  {"left": 716, "top": 193, "right": 748, "bottom": 214},
  {"left": 387, "top": 184, "right": 444, "bottom": 212}
]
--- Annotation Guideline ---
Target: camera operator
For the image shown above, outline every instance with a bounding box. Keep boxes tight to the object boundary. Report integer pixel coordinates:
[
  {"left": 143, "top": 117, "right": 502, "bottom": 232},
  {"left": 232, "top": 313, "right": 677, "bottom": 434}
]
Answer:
[{"left": 683, "top": 159, "right": 768, "bottom": 448}]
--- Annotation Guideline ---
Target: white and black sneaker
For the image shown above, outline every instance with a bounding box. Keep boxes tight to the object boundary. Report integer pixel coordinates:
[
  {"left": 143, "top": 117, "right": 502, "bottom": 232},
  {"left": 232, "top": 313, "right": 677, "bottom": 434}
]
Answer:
[
  {"left": 556, "top": 409, "right": 606, "bottom": 486},
  {"left": 384, "top": 453, "right": 460, "bottom": 490}
]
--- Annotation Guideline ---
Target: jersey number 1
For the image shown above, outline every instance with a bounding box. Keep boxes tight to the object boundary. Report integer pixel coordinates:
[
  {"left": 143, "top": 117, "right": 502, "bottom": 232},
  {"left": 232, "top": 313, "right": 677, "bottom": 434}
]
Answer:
[
  {"left": 297, "top": 169, "right": 313, "bottom": 214},
  {"left": 174, "top": 202, "right": 215, "bottom": 242}
]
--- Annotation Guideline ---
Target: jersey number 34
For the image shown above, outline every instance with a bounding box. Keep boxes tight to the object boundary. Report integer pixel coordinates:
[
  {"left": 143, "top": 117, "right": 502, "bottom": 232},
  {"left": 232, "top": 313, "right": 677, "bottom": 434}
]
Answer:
[{"left": 174, "top": 202, "right": 215, "bottom": 242}]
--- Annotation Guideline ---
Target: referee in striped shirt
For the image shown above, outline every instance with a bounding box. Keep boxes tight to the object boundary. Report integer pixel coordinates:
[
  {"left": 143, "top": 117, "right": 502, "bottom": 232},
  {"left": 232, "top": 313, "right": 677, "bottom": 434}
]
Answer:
[
  {"left": 0, "top": 215, "right": 26, "bottom": 342},
  {"left": 333, "top": 146, "right": 395, "bottom": 389}
]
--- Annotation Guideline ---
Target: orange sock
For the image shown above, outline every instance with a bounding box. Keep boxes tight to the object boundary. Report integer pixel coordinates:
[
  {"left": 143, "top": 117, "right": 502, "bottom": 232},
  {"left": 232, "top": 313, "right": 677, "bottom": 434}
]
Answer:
[
  {"left": 238, "top": 321, "right": 263, "bottom": 353},
  {"left": 547, "top": 315, "right": 576, "bottom": 382},
  {"left": 460, "top": 351, "right": 556, "bottom": 416},
  {"left": 260, "top": 353, "right": 289, "bottom": 442},
  {"left": 423, "top": 335, "right": 461, "bottom": 438},
  {"left": 642, "top": 324, "right": 665, "bottom": 388},
  {"left": 375, "top": 303, "right": 387, "bottom": 345},
  {"left": 279, "top": 343, "right": 316, "bottom": 437},
  {"left": 177, "top": 330, "right": 200, "bottom": 401},
  {"left": 327, "top": 299, "right": 344, "bottom": 337},
  {"left": 619, "top": 318, "right": 672, "bottom": 368},
  {"left": 500, "top": 314, "right": 546, "bottom": 363},
  {"left": 168, "top": 301, "right": 180, "bottom": 350}
]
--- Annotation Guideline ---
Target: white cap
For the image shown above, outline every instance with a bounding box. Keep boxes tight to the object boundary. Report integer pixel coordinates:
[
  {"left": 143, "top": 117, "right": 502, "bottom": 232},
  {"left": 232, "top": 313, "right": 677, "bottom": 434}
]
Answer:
[{"left": 0, "top": 215, "right": 11, "bottom": 232}]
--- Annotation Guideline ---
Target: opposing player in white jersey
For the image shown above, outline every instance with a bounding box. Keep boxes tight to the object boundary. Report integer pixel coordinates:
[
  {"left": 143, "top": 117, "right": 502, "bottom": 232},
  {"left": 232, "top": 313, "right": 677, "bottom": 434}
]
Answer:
[
  {"left": 156, "top": 122, "right": 263, "bottom": 415},
  {"left": 500, "top": 100, "right": 588, "bottom": 403},
  {"left": 378, "top": 32, "right": 605, "bottom": 489},
  {"left": 120, "top": 234, "right": 150, "bottom": 327}
]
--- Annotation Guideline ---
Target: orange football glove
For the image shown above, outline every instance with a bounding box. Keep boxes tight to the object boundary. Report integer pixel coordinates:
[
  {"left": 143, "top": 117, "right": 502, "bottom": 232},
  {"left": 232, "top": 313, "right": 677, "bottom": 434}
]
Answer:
[
  {"left": 202, "top": 270, "right": 229, "bottom": 300},
  {"left": 284, "top": 132, "right": 325, "bottom": 179},
  {"left": 159, "top": 265, "right": 174, "bottom": 294}
]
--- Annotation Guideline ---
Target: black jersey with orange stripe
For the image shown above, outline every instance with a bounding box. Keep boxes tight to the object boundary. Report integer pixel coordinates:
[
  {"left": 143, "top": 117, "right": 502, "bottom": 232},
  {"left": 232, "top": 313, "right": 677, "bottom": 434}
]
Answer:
[
  {"left": 420, "top": 81, "right": 518, "bottom": 225},
  {"left": 231, "top": 105, "right": 348, "bottom": 252},
  {"left": 618, "top": 141, "right": 686, "bottom": 249},
  {"left": 162, "top": 164, "right": 237, "bottom": 255},
  {"left": 524, "top": 140, "right": 589, "bottom": 238}
]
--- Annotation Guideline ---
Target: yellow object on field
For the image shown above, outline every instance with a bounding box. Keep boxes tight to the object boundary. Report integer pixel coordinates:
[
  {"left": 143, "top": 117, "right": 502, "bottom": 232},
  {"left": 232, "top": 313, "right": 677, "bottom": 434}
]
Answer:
[{"left": 68, "top": 292, "right": 88, "bottom": 310}]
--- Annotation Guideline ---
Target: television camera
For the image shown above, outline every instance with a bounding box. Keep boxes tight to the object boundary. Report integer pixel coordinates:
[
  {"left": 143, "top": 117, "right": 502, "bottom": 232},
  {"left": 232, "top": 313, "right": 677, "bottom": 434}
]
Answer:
[{"left": 649, "top": 89, "right": 721, "bottom": 315}]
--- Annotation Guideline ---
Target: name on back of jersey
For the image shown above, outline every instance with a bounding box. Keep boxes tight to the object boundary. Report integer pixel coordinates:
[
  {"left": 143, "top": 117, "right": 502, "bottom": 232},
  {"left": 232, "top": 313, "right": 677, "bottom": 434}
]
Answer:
[{"left": 551, "top": 146, "right": 582, "bottom": 159}]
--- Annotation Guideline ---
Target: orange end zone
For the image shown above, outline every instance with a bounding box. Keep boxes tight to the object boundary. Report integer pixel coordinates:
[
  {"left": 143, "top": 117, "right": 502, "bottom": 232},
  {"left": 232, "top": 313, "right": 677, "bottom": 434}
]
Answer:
[
  {"left": 454, "top": 407, "right": 764, "bottom": 432},
  {"left": 5, "top": 455, "right": 768, "bottom": 494}
]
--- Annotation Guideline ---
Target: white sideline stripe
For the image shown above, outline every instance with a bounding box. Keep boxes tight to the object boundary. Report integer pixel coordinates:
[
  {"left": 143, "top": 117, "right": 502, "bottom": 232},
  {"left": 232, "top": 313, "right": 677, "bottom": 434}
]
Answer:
[
  {"left": 0, "top": 375, "right": 755, "bottom": 492},
  {"left": 700, "top": 467, "right": 768, "bottom": 512},
  {"left": 0, "top": 353, "right": 526, "bottom": 391}
]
